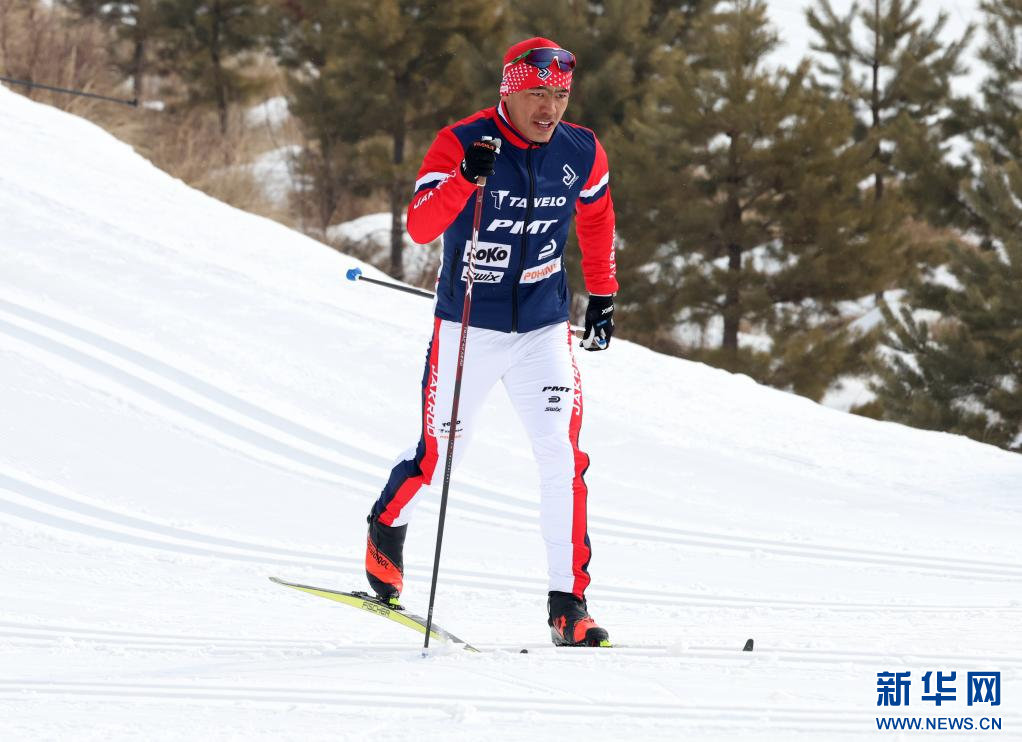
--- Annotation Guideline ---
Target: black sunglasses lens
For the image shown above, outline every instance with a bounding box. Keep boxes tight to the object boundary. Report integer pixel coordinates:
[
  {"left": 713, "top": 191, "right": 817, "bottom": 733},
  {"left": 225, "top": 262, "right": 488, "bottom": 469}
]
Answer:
[{"left": 525, "top": 48, "right": 576, "bottom": 72}]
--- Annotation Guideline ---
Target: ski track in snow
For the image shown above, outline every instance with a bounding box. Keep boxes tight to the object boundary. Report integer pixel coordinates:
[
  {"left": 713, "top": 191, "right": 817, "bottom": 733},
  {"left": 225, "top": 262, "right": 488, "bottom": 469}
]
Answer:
[
  {"left": 7, "top": 465, "right": 1021, "bottom": 617},
  {"left": 0, "top": 679, "right": 895, "bottom": 729},
  {"left": 4, "top": 680, "right": 1020, "bottom": 736},
  {"left": 2, "top": 617, "right": 1021, "bottom": 668},
  {"left": 2, "top": 296, "right": 1020, "bottom": 586}
]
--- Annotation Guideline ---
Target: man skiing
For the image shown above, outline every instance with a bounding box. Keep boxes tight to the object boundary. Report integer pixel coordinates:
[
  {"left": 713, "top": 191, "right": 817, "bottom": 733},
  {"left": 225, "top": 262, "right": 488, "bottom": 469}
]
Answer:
[{"left": 364, "top": 37, "right": 617, "bottom": 647}]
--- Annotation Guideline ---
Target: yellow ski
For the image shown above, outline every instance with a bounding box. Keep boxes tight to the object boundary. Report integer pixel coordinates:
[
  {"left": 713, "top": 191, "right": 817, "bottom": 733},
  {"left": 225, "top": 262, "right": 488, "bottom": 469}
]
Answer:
[{"left": 269, "top": 576, "right": 477, "bottom": 652}]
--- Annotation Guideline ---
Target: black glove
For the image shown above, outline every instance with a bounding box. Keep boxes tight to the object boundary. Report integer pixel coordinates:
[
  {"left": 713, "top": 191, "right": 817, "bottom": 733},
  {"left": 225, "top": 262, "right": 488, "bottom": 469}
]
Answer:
[
  {"left": 581, "top": 294, "right": 615, "bottom": 351},
  {"left": 460, "top": 139, "right": 498, "bottom": 183}
]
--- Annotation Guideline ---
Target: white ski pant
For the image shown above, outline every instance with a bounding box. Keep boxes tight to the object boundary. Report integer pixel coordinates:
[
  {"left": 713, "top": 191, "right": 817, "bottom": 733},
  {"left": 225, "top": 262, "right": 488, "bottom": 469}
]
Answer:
[{"left": 371, "top": 318, "right": 593, "bottom": 597}]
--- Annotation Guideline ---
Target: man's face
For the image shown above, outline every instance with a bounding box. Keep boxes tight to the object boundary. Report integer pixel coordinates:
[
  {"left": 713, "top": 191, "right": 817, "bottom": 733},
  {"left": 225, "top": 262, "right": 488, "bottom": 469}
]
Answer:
[{"left": 501, "top": 86, "right": 571, "bottom": 143}]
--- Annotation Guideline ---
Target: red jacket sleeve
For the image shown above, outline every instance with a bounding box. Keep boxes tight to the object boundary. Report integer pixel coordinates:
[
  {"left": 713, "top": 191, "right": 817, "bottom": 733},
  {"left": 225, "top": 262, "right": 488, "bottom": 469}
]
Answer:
[
  {"left": 575, "top": 136, "right": 618, "bottom": 295},
  {"left": 406, "top": 128, "right": 476, "bottom": 245}
]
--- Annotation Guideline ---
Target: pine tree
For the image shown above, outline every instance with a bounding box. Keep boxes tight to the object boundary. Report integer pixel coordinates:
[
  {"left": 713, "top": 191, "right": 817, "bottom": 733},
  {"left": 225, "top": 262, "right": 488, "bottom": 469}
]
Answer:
[
  {"left": 509, "top": 0, "right": 707, "bottom": 138},
  {"left": 153, "top": 0, "right": 271, "bottom": 134},
  {"left": 870, "top": 0, "right": 1022, "bottom": 451},
  {"left": 975, "top": 0, "right": 1022, "bottom": 164},
  {"left": 508, "top": 0, "right": 708, "bottom": 314},
  {"left": 273, "top": 1, "right": 359, "bottom": 234},
  {"left": 611, "top": 0, "right": 896, "bottom": 398},
  {"left": 277, "top": 0, "right": 504, "bottom": 280},
  {"left": 807, "top": 0, "right": 974, "bottom": 228},
  {"left": 872, "top": 146, "right": 1022, "bottom": 451},
  {"left": 59, "top": 1, "right": 159, "bottom": 100}
]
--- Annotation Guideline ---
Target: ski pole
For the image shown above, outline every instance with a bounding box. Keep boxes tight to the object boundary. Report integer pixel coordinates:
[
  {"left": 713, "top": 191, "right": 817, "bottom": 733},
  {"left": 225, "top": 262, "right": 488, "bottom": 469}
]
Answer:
[
  {"left": 346, "top": 267, "right": 587, "bottom": 337},
  {"left": 345, "top": 267, "right": 435, "bottom": 299},
  {"left": 0, "top": 76, "right": 138, "bottom": 107},
  {"left": 422, "top": 137, "right": 500, "bottom": 655}
]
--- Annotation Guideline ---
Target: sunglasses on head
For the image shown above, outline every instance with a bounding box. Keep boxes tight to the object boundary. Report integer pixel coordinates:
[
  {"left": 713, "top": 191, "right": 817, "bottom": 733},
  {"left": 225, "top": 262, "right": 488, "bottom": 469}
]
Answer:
[{"left": 507, "top": 47, "right": 576, "bottom": 72}]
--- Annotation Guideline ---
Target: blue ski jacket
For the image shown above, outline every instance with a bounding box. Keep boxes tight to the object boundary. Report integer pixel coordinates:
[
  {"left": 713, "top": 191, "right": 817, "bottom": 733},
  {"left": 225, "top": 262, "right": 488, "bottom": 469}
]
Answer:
[{"left": 407, "top": 102, "right": 617, "bottom": 333}]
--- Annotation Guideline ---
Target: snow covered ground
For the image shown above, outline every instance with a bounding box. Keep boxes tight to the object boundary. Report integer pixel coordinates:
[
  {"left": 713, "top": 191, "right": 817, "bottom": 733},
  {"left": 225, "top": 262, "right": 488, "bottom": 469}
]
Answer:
[{"left": 2, "top": 83, "right": 1021, "bottom": 741}]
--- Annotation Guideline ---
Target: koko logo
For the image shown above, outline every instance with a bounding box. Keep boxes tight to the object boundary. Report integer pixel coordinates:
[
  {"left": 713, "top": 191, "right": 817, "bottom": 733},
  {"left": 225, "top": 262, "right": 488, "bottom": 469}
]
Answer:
[
  {"left": 562, "top": 164, "right": 579, "bottom": 188},
  {"left": 462, "top": 240, "right": 512, "bottom": 268}
]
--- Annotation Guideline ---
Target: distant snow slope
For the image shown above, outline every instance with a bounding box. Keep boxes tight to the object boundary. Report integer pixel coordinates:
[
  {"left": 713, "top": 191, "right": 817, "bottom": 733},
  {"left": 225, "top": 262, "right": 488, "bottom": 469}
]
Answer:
[{"left": 1, "top": 84, "right": 1020, "bottom": 741}]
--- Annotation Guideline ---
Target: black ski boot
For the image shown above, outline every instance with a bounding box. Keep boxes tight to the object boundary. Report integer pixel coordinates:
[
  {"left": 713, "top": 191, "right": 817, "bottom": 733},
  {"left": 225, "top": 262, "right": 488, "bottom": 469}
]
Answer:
[
  {"left": 547, "top": 591, "right": 611, "bottom": 647},
  {"left": 365, "top": 513, "right": 407, "bottom": 606}
]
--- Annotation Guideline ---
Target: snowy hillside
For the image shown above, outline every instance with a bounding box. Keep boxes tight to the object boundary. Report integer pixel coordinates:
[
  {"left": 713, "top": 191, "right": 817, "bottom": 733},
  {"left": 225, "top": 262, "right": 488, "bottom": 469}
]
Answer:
[{"left": 2, "top": 84, "right": 1021, "bottom": 741}]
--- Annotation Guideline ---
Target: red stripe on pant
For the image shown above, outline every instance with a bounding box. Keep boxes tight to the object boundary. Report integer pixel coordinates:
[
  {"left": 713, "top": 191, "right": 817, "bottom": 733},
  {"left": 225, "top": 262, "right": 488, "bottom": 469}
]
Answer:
[
  {"left": 568, "top": 326, "right": 592, "bottom": 598},
  {"left": 379, "top": 317, "right": 443, "bottom": 526}
]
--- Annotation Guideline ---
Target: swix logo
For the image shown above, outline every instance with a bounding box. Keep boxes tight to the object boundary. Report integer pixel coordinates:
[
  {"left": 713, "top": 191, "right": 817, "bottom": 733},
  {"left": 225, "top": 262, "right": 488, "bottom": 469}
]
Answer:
[
  {"left": 491, "top": 189, "right": 510, "bottom": 209},
  {"left": 562, "top": 164, "right": 579, "bottom": 188},
  {"left": 462, "top": 240, "right": 511, "bottom": 268},
  {"left": 520, "top": 258, "right": 561, "bottom": 284},
  {"left": 486, "top": 218, "right": 558, "bottom": 234},
  {"left": 538, "top": 239, "right": 557, "bottom": 260},
  {"left": 543, "top": 386, "right": 570, "bottom": 393},
  {"left": 461, "top": 266, "right": 504, "bottom": 283},
  {"left": 424, "top": 360, "right": 439, "bottom": 438}
]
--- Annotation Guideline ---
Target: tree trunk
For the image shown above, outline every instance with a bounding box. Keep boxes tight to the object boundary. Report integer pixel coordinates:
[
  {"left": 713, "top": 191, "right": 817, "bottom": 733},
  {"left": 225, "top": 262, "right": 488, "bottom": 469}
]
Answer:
[
  {"left": 210, "top": 0, "right": 228, "bottom": 136},
  {"left": 722, "top": 136, "right": 743, "bottom": 354},
  {"left": 132, "top": 35, "right": 145, "bottom": 101},
  {"left": 315, "top": 76, "right": 337, "bottom": 235},
  {"left": 389, "top": 98, "right": 407, "bottom": 281},
  {"left": 722, "top": 241, "right": 742, "bottom": 352},
  {"left": 872, "top": 0, "right": 885, "bottom": 302},
  {"left": 871, "top": 0, "right": 883, "bottom": 201}
]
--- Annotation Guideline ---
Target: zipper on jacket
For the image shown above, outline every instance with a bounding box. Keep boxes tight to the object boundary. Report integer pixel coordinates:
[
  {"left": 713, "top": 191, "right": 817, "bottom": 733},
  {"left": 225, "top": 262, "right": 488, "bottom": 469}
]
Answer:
[
  {"left": 513, "top": 146, "right": 536, "bottom": 332},
  {"left": 448, "top": 237, "right": 456, "bottom": 297}
]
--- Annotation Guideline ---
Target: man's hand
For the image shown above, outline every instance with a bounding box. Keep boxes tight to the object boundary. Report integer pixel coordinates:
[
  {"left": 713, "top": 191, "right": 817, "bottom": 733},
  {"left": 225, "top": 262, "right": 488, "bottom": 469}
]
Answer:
[
  {"left": 581, "top": 294, "right": 615, "bottom": 351},
  {"left": 460, "top": 140, "right": 498, "bottom": 183}
]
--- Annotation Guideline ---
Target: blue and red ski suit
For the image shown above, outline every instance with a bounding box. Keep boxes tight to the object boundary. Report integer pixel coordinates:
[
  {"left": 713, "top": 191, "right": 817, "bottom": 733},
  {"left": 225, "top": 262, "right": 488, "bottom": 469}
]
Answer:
[{"left": 369, "top": 101, "right": 617, "bottom": 598}]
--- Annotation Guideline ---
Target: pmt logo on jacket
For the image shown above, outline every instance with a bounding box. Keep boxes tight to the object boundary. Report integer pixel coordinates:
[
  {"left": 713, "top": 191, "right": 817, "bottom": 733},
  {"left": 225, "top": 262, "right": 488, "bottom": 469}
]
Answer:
[{"left": 487, "top": 218, "right": 558, "bottom": 234}]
